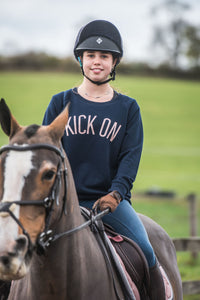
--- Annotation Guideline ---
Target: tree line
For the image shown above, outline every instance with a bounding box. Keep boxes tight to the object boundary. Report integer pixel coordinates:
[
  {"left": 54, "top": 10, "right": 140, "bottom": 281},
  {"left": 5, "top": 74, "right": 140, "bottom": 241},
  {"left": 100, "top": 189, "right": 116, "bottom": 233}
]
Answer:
[{"left": 0, "top": 51, "right": 199, "bottom": 80}]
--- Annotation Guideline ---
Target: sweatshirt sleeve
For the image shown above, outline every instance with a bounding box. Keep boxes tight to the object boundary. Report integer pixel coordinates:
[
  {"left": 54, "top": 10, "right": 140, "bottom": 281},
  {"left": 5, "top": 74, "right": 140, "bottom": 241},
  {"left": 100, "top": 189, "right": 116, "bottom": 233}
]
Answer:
[
  {"left": 42, "top": 93, "right": 64, "bottom": 126},
  {"left": 109, "top": 102, "right": 143, "bottom": 200}
]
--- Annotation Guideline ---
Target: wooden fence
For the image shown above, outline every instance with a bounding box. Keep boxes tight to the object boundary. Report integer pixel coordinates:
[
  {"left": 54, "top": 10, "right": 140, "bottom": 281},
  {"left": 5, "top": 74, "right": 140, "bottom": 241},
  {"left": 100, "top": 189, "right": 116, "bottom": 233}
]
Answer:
[
  {"left": 173, "top": 237, "right": 200, "bottom": 295},
  {"left": 172, "top": 194, "right": 200, "bottom": 296},
  {"left": 172, "top": 194, "right": 200, "bottom": 295}
]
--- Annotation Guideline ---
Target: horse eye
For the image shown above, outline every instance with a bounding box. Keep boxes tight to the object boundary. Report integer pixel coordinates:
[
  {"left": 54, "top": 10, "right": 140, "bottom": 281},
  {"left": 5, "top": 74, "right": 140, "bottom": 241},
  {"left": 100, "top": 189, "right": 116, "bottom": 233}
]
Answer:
[{"left": 42, "top": 170, "right": 55, "bottom": 181}]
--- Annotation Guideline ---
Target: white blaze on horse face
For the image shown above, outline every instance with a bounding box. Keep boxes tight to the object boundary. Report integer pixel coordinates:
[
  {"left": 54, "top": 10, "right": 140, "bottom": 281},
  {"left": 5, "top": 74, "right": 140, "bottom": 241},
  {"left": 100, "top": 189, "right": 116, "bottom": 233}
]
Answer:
[{"left": 0, "top": 150, "right": 33, "bottom": 252}]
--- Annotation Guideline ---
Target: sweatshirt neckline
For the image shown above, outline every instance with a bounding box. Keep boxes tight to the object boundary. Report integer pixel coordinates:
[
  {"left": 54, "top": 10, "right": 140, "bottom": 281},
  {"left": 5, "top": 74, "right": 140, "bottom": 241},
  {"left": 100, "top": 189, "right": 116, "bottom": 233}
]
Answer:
[{"left": 72, "top": 87, "right": 119, "bottom": 104}]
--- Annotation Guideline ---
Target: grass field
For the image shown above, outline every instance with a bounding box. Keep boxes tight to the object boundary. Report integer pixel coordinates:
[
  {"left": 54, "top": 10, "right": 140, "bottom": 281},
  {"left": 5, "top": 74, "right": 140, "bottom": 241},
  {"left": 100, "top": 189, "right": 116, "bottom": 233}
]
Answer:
[
  {"left": 0, "top": 72, "right": 200, "bottom": 299},
  {"left": 0, "top": 72, "right": 199, "bottom": 196},
  {"left": 116, "top": 76, "right": 200, "bottom": 198}
]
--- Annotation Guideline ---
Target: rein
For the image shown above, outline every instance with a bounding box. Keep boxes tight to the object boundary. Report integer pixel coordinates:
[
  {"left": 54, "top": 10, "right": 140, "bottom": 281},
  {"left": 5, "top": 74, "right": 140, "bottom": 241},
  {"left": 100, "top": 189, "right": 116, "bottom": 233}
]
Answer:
[
  {"left": 0, "top": 143, "right": 109, "bottom": 254},
  {"left": 49, "top": 209, "right": 109, "bottom": 241},
  {"left": 36, "top": 208, "right": 110, "bottom": 254}
]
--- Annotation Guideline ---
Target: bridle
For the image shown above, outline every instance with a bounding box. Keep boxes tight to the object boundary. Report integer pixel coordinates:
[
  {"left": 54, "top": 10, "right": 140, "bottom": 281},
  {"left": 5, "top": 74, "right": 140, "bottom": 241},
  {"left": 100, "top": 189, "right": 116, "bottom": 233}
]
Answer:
[
  {"left": 0, "top": 143, "right": 68, "bottom": 254},
  {"left": 0, "top": 143, "right": 108, "bottom": 255},
  {"left": 0, "top": 143, "right": 130, "bottom": 300}
]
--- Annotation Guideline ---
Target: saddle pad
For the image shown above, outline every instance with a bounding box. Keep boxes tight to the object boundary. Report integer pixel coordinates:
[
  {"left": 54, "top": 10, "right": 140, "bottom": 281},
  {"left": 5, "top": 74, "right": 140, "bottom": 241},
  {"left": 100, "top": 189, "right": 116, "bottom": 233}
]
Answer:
[
  {"left": 115, "top": 252, "right": 141, "bottom": 300},
  {"left": 160, "top": 265, "right": 174, "bottom": 300},
  {"left": 105, "top": 225, "right": 150, "bottom": 297}
]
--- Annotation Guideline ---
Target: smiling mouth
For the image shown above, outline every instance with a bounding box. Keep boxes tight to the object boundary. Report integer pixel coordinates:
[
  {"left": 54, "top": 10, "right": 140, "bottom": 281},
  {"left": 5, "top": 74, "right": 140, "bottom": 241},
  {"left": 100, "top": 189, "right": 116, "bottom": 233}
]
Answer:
[{"left": 91, "top": 68, "right": 103, "bottom": 73}]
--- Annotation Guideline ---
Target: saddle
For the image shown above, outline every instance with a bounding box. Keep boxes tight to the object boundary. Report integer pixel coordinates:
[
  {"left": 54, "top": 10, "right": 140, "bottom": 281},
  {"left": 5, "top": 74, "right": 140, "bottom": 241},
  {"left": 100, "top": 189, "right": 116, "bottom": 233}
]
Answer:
[{"left": 81, "top": 207, "right": 173, "bottom": 300}]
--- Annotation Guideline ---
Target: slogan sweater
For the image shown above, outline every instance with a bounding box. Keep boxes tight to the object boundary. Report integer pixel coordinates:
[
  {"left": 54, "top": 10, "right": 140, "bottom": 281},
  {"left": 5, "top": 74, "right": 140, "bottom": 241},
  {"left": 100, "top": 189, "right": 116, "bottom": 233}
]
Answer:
[{"left": 42, "top": 88, "right": 143, "bottom": 203}]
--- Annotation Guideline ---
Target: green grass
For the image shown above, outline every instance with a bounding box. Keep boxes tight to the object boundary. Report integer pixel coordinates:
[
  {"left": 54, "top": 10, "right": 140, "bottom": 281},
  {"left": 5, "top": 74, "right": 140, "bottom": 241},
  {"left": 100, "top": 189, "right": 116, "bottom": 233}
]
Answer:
[
  {"left": 0, "top": 71, "right": 81, "bottom": 128},
  {"left": 1, "top": 72, "right": 199, "bottom": 196},
  {"left": 0, "top": 71, "right": 200, "bottom": 299},
  {"left": 113, "top": 76, "right": 200, "bottom": 197}
]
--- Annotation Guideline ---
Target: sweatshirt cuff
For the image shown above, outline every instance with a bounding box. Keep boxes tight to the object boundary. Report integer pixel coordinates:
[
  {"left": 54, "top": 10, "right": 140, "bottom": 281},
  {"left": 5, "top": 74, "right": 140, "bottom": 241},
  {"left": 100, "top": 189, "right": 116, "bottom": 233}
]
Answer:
[{"left": 109, "top": 182, "right": 127, "bottom": 200}]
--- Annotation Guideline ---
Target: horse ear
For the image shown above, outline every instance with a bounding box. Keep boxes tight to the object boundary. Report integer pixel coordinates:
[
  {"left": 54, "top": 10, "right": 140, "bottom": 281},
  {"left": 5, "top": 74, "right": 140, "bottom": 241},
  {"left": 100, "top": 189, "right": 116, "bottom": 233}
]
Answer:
[
  {"left": 0, "top": 98, "right": 21, "bottom": 138},
  {"left": 48, "top": 102, "right": 70, "bottom": 141}
]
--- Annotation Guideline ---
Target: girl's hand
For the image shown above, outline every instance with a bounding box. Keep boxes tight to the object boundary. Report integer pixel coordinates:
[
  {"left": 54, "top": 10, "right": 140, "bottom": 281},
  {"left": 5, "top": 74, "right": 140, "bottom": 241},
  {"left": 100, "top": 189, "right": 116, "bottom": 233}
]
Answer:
[{"left": 92, "top": 191, "right": 122, "bottom": 212}]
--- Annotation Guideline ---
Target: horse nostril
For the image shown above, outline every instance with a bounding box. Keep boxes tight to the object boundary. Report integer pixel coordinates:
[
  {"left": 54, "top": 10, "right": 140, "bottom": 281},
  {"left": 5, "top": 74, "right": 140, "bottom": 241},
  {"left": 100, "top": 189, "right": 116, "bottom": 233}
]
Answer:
[
  {"left": 1, "top": 256, "right": 10, "bottom": 267},
  {"left": 16, "top": 236, "right": 28, "bottom": 251}
]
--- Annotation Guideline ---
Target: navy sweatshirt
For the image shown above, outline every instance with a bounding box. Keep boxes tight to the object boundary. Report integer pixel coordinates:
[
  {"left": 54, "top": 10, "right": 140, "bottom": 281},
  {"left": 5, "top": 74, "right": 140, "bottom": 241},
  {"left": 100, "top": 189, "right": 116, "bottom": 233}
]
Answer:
[{"left": 42, "top": 88, "right": 143, "bottom": 203}]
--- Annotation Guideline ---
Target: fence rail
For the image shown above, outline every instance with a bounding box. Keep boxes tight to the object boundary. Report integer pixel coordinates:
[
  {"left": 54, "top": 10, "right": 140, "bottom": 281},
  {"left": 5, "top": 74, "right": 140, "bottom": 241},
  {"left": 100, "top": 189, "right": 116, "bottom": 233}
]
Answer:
[
  {"left": 173, "top": 237, "right": 200, "bottom": 252},
  {"left": 182, "top": 281, "right": 200, "bottom": 296}
]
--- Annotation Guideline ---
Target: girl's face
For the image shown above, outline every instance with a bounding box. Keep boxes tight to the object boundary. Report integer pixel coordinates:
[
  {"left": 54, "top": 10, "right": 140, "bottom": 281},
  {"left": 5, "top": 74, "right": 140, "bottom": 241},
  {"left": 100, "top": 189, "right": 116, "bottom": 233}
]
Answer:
[{"left": 82, "top": 51, "right": 117, "bottom": 83}]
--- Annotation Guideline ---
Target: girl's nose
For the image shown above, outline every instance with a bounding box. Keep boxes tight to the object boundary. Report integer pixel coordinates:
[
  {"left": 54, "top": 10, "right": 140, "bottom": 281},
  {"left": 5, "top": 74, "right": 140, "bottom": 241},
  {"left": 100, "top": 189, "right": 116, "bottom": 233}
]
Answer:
[{"left": 93, "top": 54, "right": 101, "bottom": 64}]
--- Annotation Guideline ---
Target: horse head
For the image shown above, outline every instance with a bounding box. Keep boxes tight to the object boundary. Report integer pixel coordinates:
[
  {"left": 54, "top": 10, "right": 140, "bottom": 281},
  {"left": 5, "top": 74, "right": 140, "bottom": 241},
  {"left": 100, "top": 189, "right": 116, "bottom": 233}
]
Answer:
[{"left": 0, "top": 98, "right": 69, "bottom": 280}]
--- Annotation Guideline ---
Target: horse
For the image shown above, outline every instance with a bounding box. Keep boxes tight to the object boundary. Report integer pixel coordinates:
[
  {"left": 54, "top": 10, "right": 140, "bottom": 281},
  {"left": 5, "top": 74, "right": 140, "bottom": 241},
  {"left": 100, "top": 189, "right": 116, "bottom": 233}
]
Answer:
[{"left": 0, "top": 98, "right": 183, "bottom": 300}]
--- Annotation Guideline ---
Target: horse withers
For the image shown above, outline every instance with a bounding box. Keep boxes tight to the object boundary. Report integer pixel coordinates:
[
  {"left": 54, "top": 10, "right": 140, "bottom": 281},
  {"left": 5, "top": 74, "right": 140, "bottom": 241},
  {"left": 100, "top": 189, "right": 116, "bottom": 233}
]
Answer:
[{"left": 0, "top": 99, "right": 183, "bottom": 300}]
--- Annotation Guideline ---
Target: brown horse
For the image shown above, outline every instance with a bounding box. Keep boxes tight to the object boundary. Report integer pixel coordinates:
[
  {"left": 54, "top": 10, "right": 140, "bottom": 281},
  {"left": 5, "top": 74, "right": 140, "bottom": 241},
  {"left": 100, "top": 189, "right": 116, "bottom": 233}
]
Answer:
[{"left": 0, "top": 99, "right": 183, "bottom": 300}]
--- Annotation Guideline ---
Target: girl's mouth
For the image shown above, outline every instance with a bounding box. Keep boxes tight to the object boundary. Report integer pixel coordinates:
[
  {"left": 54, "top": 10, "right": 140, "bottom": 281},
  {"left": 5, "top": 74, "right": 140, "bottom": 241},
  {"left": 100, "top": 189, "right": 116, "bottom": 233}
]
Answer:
[{"left": 91, "top": 68, "right": 103, "bottom": 74}]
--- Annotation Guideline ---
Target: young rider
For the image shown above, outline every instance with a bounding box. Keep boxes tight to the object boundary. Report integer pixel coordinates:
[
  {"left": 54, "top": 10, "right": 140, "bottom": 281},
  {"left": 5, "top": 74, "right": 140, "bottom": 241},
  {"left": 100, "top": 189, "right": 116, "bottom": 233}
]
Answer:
[{"left": 43, "top": 19, "right": 165, "bottom": 299}]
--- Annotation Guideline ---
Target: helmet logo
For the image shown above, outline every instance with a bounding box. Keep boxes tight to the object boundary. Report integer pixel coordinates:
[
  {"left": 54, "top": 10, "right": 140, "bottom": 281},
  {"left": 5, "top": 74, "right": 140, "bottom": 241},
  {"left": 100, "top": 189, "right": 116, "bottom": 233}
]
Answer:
[{"left": 96, "top": 37, "right": 103, "bottom": 44}]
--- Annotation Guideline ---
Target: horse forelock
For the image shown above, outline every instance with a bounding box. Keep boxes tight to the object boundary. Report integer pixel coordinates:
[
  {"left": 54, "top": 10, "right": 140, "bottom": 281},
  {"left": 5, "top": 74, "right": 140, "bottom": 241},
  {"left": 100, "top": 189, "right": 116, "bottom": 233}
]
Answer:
[
  {"left": 24, "top": 124, "right": 40, "bottom": 138},
  {"left": 9, "top": 125, "right": 56, "bottom": 147}
]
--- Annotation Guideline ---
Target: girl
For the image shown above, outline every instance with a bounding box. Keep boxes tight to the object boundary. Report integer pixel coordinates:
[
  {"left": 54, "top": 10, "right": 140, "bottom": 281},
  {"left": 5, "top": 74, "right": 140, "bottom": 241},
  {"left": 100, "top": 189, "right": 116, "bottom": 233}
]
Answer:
[{"left": 43, "top": 19, "right": 165, "bottom": 299}]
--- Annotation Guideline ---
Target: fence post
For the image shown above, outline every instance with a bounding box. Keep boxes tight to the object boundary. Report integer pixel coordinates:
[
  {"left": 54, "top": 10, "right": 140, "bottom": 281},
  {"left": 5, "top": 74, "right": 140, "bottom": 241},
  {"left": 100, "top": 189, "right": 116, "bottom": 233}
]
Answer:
[{"left": 187, "top": 193, "right": 198, "bottom": 259}]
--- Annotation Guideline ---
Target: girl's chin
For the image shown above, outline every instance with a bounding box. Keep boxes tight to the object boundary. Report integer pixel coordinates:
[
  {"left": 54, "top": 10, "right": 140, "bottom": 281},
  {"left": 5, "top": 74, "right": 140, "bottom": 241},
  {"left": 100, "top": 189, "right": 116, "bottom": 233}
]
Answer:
[{"left": 87, "top": 73, "right": 108, "bottom": 82}]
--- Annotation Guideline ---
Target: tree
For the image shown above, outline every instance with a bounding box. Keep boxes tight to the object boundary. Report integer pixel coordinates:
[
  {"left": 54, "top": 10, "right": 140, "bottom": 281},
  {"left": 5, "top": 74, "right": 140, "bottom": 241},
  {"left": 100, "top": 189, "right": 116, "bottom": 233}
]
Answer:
[
  {"left": 184, "top": 25, "right": 200, "bottom": 67},
  {"left": 150, "top": 0, "right": 199, "bottom": 69}
]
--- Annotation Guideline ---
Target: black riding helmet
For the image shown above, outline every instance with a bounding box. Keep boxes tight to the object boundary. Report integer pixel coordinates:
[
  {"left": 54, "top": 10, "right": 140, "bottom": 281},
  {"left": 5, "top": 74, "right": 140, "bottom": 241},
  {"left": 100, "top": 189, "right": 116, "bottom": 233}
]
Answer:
[{"left": 74, "top": 20, "right": 123, "bottom": 85}]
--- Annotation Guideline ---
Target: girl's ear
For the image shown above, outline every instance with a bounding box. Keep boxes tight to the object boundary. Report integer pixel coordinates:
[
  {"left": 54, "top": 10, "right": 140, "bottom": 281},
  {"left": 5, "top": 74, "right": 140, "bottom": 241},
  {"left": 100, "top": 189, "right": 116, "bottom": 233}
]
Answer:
[{"left": 113, "top": 57, "right": 118, "bottom": 68}]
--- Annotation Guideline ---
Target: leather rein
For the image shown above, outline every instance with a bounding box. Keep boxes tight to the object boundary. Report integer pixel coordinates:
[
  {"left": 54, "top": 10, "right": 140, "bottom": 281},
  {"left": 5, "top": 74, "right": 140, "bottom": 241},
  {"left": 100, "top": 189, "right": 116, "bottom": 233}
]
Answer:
[{"left": 0, "top": 143, "right": 109, "bottom": 255}]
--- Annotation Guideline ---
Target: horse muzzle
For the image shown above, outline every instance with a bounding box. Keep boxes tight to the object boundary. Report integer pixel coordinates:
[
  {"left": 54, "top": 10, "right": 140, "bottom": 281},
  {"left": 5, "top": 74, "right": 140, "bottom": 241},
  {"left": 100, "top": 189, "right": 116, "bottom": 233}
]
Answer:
[
  {"left": 0, "top": 201, "right": 34, "bottom": 280},
  {"left": 0, "top": 234, "right": 31, "bottom": 280}
]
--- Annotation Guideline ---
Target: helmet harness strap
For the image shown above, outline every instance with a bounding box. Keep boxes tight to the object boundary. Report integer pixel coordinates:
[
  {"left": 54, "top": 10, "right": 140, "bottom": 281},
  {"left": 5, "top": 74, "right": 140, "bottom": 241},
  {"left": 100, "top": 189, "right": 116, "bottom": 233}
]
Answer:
[{"left": 78, "top": 56, "right": 116, "bottom": 86}]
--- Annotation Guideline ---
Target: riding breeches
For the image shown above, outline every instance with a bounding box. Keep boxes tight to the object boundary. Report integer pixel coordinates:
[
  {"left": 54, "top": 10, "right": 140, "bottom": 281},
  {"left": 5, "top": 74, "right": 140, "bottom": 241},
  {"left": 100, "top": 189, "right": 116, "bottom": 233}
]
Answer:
[{"left": 79, "top": 199, "right": 156, "bottom": 268}]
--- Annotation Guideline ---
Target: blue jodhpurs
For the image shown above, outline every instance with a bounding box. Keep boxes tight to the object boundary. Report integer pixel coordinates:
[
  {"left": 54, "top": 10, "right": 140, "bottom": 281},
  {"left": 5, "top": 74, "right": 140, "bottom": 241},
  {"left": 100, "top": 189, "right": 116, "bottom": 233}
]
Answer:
[{"left": 79, "top": 199, "right": 156, "bottom": 268}]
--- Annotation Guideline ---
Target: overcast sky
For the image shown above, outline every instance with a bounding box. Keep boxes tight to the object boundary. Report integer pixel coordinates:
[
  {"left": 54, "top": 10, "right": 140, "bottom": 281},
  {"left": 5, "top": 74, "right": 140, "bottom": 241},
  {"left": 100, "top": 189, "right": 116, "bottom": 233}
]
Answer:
[{"left": 1, "top": 0, "right": 200, "bottom": 64}]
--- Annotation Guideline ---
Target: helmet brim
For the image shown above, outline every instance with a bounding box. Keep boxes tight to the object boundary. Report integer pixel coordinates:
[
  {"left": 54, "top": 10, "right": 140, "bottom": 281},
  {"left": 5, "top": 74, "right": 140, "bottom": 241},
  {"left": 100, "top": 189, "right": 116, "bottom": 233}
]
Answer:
[{"left": 75, "top": 36, "right": 121, "bottom": 56}]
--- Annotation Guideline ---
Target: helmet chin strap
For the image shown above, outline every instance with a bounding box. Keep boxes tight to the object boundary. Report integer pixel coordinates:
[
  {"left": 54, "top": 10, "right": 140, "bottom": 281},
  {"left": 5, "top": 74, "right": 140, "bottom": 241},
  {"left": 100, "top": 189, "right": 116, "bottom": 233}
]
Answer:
[{"left": 78, "top": 57, "right": 116, "bottom": 86}]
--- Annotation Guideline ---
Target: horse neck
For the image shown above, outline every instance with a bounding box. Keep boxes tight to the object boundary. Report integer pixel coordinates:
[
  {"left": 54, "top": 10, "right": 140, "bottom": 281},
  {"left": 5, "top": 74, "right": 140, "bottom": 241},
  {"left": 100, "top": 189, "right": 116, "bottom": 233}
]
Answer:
[
  {"left": 63, "top": 156, "right": 84, "bottom": 229},
  {"left": 23, "top": 159, "right": 89, "bottom": 298}
]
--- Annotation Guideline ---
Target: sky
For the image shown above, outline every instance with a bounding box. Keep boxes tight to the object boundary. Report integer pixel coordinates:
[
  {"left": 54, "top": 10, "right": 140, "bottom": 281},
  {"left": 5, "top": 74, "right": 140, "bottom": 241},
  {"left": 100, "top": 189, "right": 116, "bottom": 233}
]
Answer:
[{"left": 1, "top": 0, "right": 200, "bottom": 64}]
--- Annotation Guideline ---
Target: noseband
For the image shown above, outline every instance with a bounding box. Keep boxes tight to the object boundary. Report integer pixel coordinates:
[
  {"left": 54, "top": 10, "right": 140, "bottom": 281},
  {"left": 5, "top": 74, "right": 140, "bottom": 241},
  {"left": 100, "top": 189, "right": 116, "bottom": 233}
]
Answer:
[{"left": 0, "top": 143, "right": 68, "bottom": 254}]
